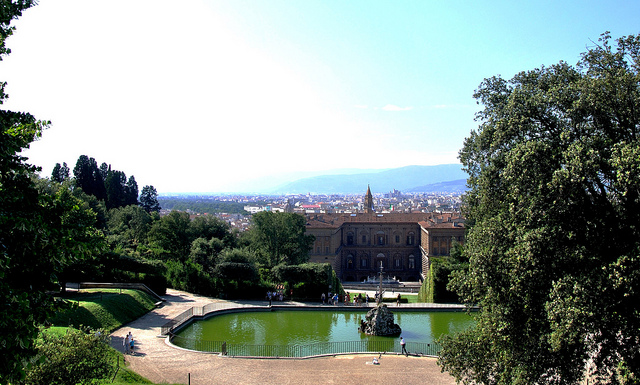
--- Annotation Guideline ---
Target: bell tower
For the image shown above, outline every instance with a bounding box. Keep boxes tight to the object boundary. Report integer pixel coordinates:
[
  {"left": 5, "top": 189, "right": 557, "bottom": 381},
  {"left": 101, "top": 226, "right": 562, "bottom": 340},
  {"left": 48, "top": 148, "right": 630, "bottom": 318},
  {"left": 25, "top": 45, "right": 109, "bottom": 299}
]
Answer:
[{"left": 364, "top": 185, "right": 374, "bottom": 213}]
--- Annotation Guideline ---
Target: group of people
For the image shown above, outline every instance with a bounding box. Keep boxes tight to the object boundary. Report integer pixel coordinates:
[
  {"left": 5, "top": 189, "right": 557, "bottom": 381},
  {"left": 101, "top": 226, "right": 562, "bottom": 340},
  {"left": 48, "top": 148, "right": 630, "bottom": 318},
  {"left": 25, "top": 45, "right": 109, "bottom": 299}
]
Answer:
[
  {"left": 321, "top": 292, "right": 371, "bottom": 306},
  {"left": 321, "top": 292, "right": 339, "bottom": 305},
  {"left": 123, "top": 331, "right": 135, "bottom": 355},
  {"left": 266, "top": 291, "right": 284, "bottom": 303}
]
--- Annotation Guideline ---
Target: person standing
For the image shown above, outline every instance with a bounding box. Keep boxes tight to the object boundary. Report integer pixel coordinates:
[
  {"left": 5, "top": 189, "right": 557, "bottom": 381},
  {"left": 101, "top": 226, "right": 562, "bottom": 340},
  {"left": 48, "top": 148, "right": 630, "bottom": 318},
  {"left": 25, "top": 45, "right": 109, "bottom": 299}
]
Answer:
[
  {"left": 124, "top": 334, "right": 130, "bottom": 354},
  {"left": 321, "top": 292, "right": 326, "bottom": 304},
  {"left": 400, "top": 336, "right": 408, "bottom": 356}
]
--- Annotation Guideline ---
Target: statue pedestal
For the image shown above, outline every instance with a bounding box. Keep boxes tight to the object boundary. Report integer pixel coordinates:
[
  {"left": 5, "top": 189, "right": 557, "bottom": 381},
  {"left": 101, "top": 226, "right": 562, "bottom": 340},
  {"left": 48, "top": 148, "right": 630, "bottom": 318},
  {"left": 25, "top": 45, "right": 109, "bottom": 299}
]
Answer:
[{"left": 360, "top": 304, "right": 401, "bottom": 336}]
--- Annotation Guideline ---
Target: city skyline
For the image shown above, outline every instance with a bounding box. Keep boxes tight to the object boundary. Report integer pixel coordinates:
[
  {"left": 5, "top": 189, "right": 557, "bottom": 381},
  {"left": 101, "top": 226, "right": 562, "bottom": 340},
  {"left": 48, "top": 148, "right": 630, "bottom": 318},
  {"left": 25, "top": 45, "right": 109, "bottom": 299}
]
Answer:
[{"left": 2, "top": 0, "right": 639, "bottom": 193}]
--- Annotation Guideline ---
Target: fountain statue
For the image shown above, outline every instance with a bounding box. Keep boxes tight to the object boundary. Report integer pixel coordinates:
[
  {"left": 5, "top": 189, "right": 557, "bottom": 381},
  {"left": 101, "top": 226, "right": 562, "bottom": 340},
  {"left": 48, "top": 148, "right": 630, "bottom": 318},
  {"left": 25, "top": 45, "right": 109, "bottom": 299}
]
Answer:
[{"left": 359, "top": 262, "right": 402, "bottom": 336}]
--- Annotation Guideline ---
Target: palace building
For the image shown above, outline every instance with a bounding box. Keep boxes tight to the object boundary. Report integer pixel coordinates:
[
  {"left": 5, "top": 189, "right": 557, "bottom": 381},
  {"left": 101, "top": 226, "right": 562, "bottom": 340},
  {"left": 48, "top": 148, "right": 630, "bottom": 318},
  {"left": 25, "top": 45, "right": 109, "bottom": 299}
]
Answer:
[{"left": 306, "top": 188, "right": 465, "bottom": 283}]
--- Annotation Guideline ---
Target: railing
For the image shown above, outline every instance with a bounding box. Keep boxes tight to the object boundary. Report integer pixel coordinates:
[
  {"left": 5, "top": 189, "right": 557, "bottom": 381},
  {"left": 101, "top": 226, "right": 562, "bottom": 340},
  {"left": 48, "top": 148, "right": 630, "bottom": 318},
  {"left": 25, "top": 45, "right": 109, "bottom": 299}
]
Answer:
[
  {"left": 160, "top": 302, "right": 265, "bottom": 335},
  {"left": 160, "top": 301, "right": 469, "bottom": 336},
  {"left": 169, "top": 334, "right": 442, "bottom": 358},
  {"left": 76, "top": 282, "right": 164, "bottom": 302}
]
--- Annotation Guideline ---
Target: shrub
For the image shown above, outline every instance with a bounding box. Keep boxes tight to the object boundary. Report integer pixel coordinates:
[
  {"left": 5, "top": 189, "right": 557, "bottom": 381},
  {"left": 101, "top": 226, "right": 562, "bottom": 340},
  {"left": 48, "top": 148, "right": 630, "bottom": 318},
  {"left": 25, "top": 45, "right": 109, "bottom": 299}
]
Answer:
[{"left": 25, "top": 327, "right": 116, "bottom": 385}]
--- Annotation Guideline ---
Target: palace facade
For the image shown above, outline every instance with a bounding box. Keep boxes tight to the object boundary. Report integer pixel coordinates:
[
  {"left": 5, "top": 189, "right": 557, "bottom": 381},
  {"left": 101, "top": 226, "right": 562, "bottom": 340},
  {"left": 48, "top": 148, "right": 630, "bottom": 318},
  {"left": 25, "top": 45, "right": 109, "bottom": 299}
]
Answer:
[{"left": 306, "top": 187, "right": 465, "bottom": 282}]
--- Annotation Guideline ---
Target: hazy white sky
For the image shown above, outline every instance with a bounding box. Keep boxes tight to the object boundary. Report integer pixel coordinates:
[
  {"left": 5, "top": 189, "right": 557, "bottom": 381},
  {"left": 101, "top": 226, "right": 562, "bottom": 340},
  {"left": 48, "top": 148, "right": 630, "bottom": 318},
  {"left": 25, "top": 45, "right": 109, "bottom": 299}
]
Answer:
[{"left": 2, "top": 0, "right": 639, "bottom": 193}]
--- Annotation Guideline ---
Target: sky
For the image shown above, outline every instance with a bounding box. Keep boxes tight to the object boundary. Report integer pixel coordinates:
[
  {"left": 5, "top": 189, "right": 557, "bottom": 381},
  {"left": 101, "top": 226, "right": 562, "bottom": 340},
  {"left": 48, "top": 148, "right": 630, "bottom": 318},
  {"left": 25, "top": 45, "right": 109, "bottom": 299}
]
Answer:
[{"left": 2, "top": 0, "right": 639, "bottom": 193}]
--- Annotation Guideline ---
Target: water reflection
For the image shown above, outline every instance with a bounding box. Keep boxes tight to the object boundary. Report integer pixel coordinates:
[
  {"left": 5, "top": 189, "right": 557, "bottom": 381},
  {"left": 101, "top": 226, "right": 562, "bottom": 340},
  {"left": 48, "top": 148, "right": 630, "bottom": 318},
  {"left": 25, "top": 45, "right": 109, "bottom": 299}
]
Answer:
[{"left": 176, "top": 310, "right": 474, "bottom": 347}]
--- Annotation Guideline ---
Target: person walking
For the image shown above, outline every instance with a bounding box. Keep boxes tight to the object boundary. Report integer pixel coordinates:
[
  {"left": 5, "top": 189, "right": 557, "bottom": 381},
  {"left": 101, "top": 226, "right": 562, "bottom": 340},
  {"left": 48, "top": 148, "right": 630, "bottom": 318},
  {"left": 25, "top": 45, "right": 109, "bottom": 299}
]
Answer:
[{"left": 400, "top": 336, "right": 408, "bottom": 356}]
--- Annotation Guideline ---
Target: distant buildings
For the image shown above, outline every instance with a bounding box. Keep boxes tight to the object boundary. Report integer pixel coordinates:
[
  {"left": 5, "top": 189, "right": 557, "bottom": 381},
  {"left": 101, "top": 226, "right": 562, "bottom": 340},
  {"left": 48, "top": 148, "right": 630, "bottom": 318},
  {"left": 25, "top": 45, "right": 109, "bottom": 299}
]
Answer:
[
  {"left": 306, "top": 187, "right": 465, "bottom": 283},
  {"left": 161, "top": 188, "right": 466, "bottom": 283}
]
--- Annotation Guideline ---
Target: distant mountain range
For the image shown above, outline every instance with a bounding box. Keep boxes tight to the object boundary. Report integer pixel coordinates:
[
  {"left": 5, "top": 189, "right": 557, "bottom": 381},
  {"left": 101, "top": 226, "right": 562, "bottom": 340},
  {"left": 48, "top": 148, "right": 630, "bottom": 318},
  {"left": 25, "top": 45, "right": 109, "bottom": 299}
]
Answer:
[{"left": 269, "top": 164, "right": 468, "bottom": 194}]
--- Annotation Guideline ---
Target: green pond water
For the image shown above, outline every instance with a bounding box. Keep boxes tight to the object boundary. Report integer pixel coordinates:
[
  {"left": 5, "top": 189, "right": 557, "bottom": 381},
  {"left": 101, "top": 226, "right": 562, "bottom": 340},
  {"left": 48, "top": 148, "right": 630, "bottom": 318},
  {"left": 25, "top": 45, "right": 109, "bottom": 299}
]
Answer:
[{"left": 174, "top": 309, "right": 474, "bottom": 347}]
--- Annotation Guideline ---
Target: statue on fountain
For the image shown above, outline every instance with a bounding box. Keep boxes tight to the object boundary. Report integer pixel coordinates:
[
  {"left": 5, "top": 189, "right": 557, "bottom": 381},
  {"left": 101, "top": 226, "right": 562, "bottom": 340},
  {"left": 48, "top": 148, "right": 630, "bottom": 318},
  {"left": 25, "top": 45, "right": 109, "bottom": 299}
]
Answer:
[{"left": 359, "top": 262, "right": 402, "bottom": 336}]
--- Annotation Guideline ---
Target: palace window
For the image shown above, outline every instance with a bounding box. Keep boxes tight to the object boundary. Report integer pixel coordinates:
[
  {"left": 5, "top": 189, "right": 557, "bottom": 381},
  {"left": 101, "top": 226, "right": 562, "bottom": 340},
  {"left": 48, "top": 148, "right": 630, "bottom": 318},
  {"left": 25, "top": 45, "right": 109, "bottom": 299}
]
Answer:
[
  {"left": 394, "top": 258, "right": 401, "bottom": 268},
  {"left": 407, "top": 232, "right": 415, "bottom": 245},
  {"left": 395, "top": 235, "right": 400, "bottom": 243},
  {"left": 408, "top": 256, "right": 415, "bottom": 269},
  {"left": 346, "top": 232, "right": 354, "bottom": 245},
  {"left": 361, "top": 258, "right": 368, "bottom": 268},
  {"left": 347, "top": 255, "right": 354, "bottom": 269}
]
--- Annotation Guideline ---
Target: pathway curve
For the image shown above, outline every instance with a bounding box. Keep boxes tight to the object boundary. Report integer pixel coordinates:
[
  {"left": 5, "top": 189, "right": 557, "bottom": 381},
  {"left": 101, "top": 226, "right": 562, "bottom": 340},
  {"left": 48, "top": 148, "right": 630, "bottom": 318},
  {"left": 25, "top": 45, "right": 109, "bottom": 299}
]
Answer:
[{"left": 110, "top": 289, "right": 458, "bottom": 385}]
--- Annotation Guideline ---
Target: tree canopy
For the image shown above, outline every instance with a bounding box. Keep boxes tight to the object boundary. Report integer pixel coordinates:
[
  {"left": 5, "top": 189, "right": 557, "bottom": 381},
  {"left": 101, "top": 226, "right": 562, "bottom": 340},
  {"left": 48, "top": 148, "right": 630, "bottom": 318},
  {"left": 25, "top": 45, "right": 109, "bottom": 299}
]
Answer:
[
  {"left": 244, "top": 211, "right": 314, "bottom": 268},
  {"left": 139, "top": 184, "right": 160, "bottom": 213},
  {"left": 439, "top": 33, "right": 640, "bottom": 384}
]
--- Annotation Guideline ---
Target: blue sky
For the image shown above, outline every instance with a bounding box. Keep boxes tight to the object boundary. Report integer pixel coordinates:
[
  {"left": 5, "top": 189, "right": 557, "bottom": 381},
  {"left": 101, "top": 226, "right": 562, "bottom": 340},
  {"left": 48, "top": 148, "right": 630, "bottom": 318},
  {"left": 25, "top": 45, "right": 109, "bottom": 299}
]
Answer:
[{"left": 2, "top": 0, "right": 639, "bottom": 193}]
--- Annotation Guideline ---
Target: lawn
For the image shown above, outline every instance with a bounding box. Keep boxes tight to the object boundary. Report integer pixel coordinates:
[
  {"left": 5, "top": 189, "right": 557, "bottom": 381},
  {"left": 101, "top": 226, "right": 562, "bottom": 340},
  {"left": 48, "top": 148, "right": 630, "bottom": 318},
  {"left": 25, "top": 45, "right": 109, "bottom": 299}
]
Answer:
[
  {"left": 42, "top": 289, "right": 178, "bottom": 384},
  {"left": 51, "top": 289, "right": 157, "bottom": 332}
]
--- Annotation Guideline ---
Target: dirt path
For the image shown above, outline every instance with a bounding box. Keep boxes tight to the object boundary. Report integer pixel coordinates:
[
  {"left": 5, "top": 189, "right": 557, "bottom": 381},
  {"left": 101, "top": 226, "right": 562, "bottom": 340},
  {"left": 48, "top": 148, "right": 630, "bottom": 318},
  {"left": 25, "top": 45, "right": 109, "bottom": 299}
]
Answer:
[{"left": 110, "top": 289, "right": 458, "bottom": 385}]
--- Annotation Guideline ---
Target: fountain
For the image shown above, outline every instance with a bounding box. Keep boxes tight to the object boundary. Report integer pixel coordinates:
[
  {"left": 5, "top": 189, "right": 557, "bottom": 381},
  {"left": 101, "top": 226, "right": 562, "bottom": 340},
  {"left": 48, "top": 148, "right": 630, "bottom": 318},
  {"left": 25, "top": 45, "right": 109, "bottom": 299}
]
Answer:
[{"left": 359, "top": 262, "right": 402, "bottom": 336}]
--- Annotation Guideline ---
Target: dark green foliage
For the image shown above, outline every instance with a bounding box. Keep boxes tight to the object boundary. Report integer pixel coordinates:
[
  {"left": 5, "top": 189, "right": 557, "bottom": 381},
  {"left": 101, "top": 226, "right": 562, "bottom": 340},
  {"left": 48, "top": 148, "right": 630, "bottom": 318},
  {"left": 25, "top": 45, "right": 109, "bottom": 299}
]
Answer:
[
  {"left": 244, "top": 211, "right": 314, "bottom": 267},
  {"left": 147, "top": 211, "right": 235, "bottom": 262},
  {"left": 125, "top": 176, "right": 138, "bottom": 205},
  {"left": 24, "top": 327, "right": 116, "bottom": 385},
  {"left": 215, "top": 262, "right": 258, "bottom": 282},
  {"left": 439, "top": 33, "right": 640, "bottom": 384},
  {"left": 418, "top": 257, "right": 459, "bottom": 303},
  {"left": 190, "top": 214, "right": 236, "bottom": 248},
  {"left": 107, "top": 205, "right": 154, "bottom": 251},
  {"left": 105, "top": 170, "right": 127, "bottom": 209},
  {"left": 158, "top": 197, "right": 250, "bottom": 214},
  {"left": 147, "top": 211, "right": 193, "bottom": 260},
  {"left": 1, "top": 125, "right": 104, "bottom": 382},
  {"left": 1, "top": 4, "right": 113, "bottom": 380},
  {"left": 0, "top": 0, "right": 34, "bottom": 61},
  {"left": 273, "top": 263, "right": 342, "bottom": 300},
  {"left": 105, "top": 170, "right": 138, "bottom": 209},
  {"left": 419, "top": 241, "right": 466, "bottom": 303},
  {"left": 72, "top": 188, "right": 108, "bottom": 229},
  {"left": 189, "top": 237, "right": 224, "bottom": 271},
  {"left": 98, "top": 162, "right": 109, "bottom": 180},
  {"left": 139, "top": 185, "right": 160, "bottom": 213},
  {"left": 51, "top": 162, "right": 69, "bottom": 182},
  {"left": 165, "top": 260, "right": 215, "bottom": 295},
  {"left": 73, "top": 155, "right": 107, "bottom": 200}
]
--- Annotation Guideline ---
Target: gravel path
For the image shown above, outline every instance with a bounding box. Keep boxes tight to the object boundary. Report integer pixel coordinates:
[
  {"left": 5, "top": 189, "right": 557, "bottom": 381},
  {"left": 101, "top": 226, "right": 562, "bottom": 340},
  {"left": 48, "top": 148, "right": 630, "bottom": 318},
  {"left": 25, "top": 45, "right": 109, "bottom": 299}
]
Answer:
[{"left": 110, "top": 289, "right": 458, "bottom": 385}]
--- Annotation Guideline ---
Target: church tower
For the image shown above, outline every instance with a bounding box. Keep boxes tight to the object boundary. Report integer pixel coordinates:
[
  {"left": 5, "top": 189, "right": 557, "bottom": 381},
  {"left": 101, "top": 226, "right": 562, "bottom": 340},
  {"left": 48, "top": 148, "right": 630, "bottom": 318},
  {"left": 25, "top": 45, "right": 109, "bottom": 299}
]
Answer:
[{"left": 364, "top": 185, "right": 375, "bottom": 213}]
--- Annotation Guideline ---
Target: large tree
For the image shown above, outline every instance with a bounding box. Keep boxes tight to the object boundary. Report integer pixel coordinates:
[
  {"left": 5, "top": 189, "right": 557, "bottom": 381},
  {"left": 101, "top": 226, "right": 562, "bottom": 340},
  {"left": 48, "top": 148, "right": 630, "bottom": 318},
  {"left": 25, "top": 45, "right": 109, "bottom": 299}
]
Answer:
[
  {"left": 51, "top": 161, "right": 69, "bottom": 182},
  {"left": 147, "top": 211, "right": 193, "bottom": 260},
  {"left": 73, "top": 155, "right": 106, "bottom": 200},
  {"left": 439, "top": 33, "right": 640, "bottom": 384},
  {"left": 245, "top": 211, "right": 314, "bottom": 268},
  {"left": 1, "top": 3, "right": 105, "bottom": 381},
  {"left": 139, "top": 184, "right": 160, "bottom": 213}
]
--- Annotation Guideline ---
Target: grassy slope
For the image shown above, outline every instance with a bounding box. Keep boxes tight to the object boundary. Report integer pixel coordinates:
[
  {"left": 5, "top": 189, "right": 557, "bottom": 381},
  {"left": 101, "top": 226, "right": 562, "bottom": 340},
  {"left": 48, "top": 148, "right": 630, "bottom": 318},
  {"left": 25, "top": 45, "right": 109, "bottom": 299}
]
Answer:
[
  {"left": 51, "top": 289, "right": 156, "bottom": 332},
  {"left": 46, "top": 289, "right": 175, "bottom": 385}
]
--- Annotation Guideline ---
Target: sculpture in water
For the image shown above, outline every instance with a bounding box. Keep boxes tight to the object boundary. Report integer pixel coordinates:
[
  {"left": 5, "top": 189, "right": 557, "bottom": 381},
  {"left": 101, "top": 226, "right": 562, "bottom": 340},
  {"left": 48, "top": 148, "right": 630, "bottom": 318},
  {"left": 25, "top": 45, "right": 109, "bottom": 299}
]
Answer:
[{"left": 360, "top": 304, "right": 402, "bottom": 336}]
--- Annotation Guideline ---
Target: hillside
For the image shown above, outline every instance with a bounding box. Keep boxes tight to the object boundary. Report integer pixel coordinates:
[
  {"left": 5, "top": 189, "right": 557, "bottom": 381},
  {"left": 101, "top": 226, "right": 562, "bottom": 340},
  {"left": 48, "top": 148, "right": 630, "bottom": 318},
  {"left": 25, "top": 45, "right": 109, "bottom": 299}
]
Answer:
[{"left": 270, "top": 164, "right": 468, "bottom": 194}]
